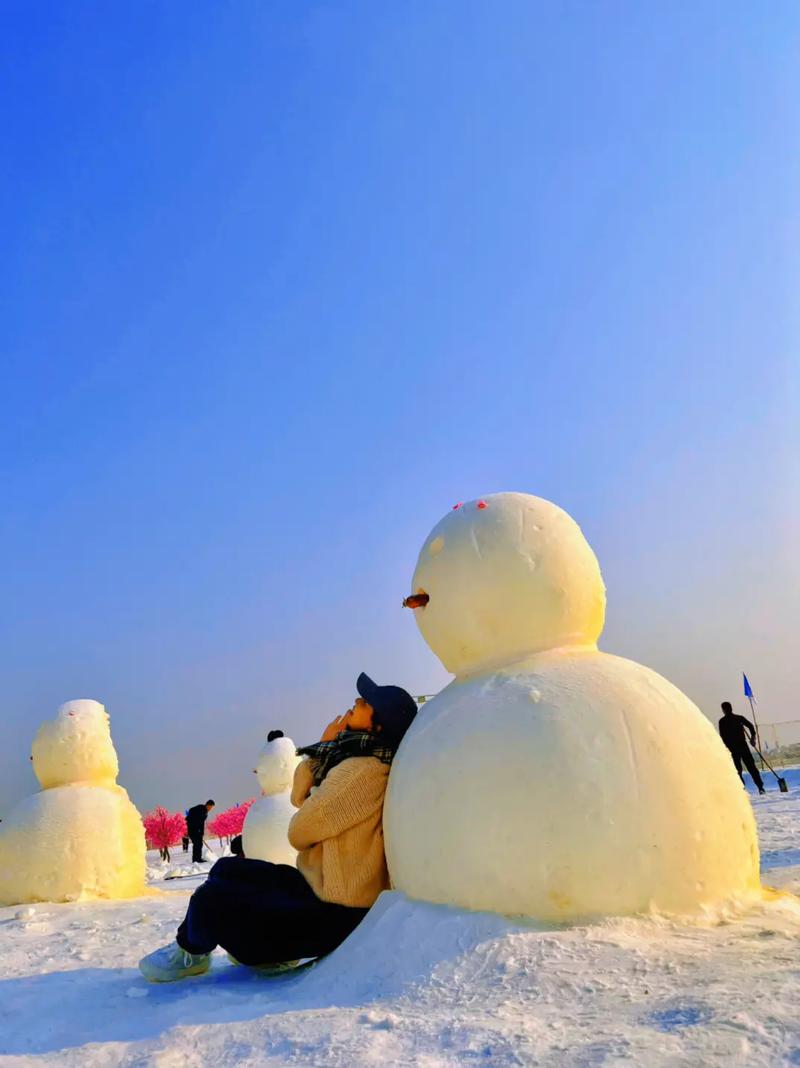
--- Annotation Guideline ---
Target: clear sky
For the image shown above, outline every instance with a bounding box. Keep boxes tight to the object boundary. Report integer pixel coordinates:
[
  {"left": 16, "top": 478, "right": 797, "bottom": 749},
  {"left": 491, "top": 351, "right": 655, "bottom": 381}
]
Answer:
[{"left": 2, "top": 2, "right": 798, "bottom": 814}]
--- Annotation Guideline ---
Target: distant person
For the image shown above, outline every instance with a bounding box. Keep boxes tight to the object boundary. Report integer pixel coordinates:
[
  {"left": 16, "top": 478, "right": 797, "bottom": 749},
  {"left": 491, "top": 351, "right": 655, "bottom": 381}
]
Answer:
[
  {"left": 182, "top": 809, "right": 190, "bottom": 853},
  {"left": 185, "top": 800, "right": 215, "bottom": 863},
  {"left": 139, "top": 673, "right": 417, "bottom": 982},
  {"left": 718, "top": 701, "right": 765, "bottom": 794}
]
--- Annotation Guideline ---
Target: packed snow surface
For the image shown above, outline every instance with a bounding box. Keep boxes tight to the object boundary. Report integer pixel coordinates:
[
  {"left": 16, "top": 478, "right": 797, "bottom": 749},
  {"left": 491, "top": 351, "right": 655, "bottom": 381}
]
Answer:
[{"left": 1, "top": 777, "right": 799, "bottom": 1066}]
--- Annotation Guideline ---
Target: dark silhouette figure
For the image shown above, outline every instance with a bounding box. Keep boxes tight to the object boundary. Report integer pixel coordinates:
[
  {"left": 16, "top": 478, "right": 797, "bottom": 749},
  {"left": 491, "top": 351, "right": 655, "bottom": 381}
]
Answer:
[
  {"left": 186, "top": 800, "right": 215, "bottom": 863},
  {"left": 718, "top": 701, "right": 765, "bottom": 794}
]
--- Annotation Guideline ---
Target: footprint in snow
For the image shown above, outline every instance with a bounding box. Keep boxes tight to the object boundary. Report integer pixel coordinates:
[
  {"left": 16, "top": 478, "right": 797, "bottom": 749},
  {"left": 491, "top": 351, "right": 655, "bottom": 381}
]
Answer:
[{"left": 644, "top": 1004, "right": 714, "bottom": 1032}]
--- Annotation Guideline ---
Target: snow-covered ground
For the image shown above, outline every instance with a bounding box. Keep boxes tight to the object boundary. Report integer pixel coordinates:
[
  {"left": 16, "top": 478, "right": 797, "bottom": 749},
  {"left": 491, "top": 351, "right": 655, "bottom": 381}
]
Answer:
[{"left": 2, "top": 778, "right": 800, "bottom": 1067}]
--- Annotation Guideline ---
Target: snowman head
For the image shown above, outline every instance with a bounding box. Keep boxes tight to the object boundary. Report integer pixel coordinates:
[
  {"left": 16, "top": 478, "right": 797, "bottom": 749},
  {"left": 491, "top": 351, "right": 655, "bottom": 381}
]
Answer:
[
  {"left": 407, "top": 493, "right": 606, "bottom": 675},
  {"left": 31, "top": 699, "right": 119, "bottom": 788},
  {"left": 254, "top": 734, "right": 300, "bottom": 796}
]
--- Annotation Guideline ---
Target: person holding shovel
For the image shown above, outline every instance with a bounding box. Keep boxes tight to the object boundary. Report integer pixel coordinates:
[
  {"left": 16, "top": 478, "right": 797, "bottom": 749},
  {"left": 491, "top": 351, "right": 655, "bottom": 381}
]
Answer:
[
  {"left": 718, "top": 701, "right": 765, "bottom": 794},
  {"left": 185, "top": 799, "right": 215, "bottom": 862}
]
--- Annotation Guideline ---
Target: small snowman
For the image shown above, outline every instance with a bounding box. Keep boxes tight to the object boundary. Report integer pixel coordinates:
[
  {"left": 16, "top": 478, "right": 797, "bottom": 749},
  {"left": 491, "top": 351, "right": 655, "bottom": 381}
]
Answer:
[
  {"left": 384, "top": 492, "right": 760, "bottom": 921},
  {"left": 241, "top": 730, "right": 301, "bottom": 865},
  {"left": 0, "top": 699, "right": 146, "bottom": 905}
]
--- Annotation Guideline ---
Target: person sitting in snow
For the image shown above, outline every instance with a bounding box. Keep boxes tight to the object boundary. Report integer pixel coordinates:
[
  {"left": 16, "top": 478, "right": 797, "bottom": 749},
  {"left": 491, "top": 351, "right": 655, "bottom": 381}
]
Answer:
[{"left": 139, "top": 673, "right": 418, "bottom": 981}]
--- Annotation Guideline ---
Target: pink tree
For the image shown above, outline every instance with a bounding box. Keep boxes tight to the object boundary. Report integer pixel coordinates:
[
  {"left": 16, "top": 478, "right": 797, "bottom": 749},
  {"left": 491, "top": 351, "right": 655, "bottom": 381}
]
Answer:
[
  {"left": 208, "top": 798, "right": 256, "bottom": 845},
  {"left": 143, "top": 807, "right": 188, "bottom": 862}
]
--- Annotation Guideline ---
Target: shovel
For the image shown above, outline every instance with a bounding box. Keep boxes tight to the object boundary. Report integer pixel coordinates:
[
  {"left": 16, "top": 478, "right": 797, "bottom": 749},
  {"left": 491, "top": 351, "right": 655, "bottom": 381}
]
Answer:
[{"left": 754, "top": 747, "right": 789, "bottom": 793}]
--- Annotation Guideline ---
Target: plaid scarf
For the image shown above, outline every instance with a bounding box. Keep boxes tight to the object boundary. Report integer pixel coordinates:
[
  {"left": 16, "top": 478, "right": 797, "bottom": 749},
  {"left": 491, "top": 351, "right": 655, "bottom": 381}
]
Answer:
[{"left": 296, "top": 730, "right": 396, "bottom": 786}]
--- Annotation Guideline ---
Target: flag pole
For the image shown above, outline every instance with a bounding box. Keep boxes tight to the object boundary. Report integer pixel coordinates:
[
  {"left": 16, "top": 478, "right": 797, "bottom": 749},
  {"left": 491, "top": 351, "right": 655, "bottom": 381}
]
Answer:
[
  {"left": 744, "top": 673, "right": 764, "bottom": 770},
  {"left": 747, "top": 694, "right": 762, "bottom": 748}
]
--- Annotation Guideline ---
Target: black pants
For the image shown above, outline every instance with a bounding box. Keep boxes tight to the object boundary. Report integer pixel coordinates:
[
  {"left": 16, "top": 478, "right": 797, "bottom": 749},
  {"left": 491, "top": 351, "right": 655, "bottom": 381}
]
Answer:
[
  {"left": 729, "top": 745, "right": 765, "bottom": 791},
  {"left": 190, "top": 833, "right": 204, "bottom": 863},
  {"left": 176, "top": 857, "right": 368, "bottom": 964}
]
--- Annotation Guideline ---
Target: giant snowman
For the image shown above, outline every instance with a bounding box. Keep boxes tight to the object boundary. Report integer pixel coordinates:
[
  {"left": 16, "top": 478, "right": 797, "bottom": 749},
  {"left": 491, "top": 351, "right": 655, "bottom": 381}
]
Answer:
[
  {"left": 384, "top": 493, "right": 760, "bottom": 920},
  {"left": 0, "top": 699, "right": 146, "bottom": 905}
]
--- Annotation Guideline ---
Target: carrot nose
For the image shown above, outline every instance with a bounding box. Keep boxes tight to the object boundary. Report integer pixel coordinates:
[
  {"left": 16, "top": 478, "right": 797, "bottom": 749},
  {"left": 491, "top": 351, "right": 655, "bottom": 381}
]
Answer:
[{"left": 403, "top": 593, "right": 430, "bottom": 609}]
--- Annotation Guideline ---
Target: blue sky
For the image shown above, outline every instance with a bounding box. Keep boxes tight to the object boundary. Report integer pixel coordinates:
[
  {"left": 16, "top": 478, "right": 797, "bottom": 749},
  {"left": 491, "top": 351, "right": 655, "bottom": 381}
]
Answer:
[{"left": 2, "top": 2, "right": 798, "bottom": 812}]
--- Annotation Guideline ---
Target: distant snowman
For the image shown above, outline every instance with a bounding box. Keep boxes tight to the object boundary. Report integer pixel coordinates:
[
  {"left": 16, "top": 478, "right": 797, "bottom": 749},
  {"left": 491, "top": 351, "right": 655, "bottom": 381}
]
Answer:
[
  {"left": 241, "top": 730, "right": 301, "bottom": 865},
  {"left": 0, "top": 700, "right": 146, "bottom": 905},
  {"left": 384, "top": 492, "right": 760, "bottom": 921}
]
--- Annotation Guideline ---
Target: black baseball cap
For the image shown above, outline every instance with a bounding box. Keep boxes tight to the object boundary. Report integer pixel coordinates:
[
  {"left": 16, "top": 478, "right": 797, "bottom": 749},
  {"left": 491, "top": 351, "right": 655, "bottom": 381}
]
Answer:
[{"left": 356, "top": 672, "right": 417, "bottom": 745}]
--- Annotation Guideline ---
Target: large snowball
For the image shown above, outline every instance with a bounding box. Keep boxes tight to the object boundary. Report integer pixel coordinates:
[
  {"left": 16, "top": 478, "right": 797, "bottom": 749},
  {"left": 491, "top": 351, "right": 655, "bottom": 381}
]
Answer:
[
  {"left": 32, "top": 699, "right": 119, "bottom": 788},
  {"left": 242, "top": 794, "right": 298, "bottom": 866},
  {"left": 0, "top": 784, "right": 146, "bottom": 905},
  {"left": 410, "top": 494, "right": 606, "bottom": 675},
  {"left": 253, "top": 736, "right": 301, "bottom": 797},
  {"left": 384, "top": 650, "right": 760, "bottom": 920}
]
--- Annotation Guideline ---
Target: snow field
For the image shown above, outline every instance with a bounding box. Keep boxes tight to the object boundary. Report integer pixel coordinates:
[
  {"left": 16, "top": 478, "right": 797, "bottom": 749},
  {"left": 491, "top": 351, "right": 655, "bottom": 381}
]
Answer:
[{"left": 1, "top": 787, "right": 800, "bottom": 1066}]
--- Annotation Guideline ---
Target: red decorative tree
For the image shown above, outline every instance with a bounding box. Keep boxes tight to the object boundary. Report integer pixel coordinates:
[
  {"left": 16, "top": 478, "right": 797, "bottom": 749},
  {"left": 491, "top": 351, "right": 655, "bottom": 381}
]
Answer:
[
  {"left": 143, "top": 807, "right": 188, "bottom": 862},
  {"left": 208, "top": 798, "right": 256, "bottom": 845}
]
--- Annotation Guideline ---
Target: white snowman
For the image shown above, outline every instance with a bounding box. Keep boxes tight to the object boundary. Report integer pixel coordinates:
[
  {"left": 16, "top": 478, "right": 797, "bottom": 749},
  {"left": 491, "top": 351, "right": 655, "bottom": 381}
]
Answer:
[
  {"left": 241, "top": 731, "right": 301, "bottom": 865},
  {"left": 384, "top": 492, "right": 760, "bottom": 921},
  {"left": 0, "top": 699, "right": 146, "bottom": 905}
]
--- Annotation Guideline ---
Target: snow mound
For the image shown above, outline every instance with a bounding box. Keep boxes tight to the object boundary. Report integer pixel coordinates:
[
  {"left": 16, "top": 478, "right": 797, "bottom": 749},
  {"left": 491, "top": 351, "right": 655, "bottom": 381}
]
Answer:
[
  {"left": 145, "top": 861, "right": 167, "bottom": 882},
  {"left": 295, "top": 890, "right": 532, "bottom": 1002},
  {"left": 162, "top": 862, "right": 211, "bottom": 881}
]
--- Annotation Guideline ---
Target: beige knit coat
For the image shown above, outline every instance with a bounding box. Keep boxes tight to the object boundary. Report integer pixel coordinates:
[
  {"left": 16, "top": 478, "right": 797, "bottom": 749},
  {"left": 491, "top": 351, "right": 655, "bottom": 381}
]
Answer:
[{"left": 288, "top": 756, "right": 390, "bottom": 908}]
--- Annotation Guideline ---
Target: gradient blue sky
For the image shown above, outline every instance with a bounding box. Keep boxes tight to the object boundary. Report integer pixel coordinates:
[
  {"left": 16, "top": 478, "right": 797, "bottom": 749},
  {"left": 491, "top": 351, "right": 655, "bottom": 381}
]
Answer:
[{"left": 2, "top": 2, "right": 798, "bottom": 813}]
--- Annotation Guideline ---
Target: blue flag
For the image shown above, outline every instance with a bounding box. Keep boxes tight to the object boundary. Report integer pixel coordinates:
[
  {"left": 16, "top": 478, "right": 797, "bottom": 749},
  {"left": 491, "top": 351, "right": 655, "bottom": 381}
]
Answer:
[{"left": 743, "top": 673, "right": 755, "bottom": 701}]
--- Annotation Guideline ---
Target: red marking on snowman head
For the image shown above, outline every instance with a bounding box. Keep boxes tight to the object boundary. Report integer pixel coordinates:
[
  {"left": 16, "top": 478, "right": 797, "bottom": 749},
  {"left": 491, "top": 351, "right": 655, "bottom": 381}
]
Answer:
[
  {"left": 477, "top": 500, "right": 488, "bottom": 509},
  {"left": 452, "top": 502, "right": 463, "bottom": 510}
]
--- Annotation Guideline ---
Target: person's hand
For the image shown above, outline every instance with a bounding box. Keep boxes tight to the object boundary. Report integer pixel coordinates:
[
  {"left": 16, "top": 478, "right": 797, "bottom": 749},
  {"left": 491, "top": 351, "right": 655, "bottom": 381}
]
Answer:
[{"left": 321, "top": 712, "right": 350, "bottom": 742}]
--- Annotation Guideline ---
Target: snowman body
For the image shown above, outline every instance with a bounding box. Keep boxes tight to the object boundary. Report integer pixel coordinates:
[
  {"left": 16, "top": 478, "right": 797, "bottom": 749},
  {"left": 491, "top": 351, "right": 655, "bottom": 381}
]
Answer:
[
  {"left": 0, "top": 700, "right": 146, "bottom": 905},
  {"left": 384, "top": 493, "right": 760, "bottom": 920},
  {"left": 242, "top": 735, "right": 300, "bottom": 866}
]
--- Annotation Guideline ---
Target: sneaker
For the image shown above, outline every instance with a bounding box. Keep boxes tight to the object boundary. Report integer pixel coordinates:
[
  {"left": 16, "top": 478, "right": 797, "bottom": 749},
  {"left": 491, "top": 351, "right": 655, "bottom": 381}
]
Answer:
[
  {"left": 226, "top": 951, "right": 300, "bottom": 974},
  {"left": 139, "top": 942, "right": 211, "bottom": 983},
  {"left": 253, "top": 961, "right": 302, "bottom": 976}
]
